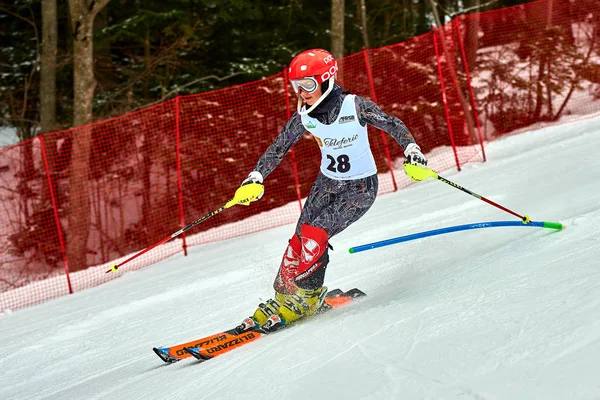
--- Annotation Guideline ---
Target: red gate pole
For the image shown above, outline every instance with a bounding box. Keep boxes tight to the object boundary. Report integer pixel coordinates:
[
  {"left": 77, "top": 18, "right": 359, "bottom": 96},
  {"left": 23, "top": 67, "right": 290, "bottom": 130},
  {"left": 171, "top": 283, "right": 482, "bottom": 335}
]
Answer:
[
  {"left": 433, "top": 29, "right": 461, "bottom": 171},
  {"left": 39, "top": 135, "right": 73, "bottom": 294},
  {"left": 454, "top": 18, "right": 486, "bottom": 162},
  {"left": 283, "top": 67, "right": 303, "bottom": 213},
  {"left": 362, "top": 47, "right": 398, "bottom": 192},
  {"left": 175, "top": 96, "right": 188, "bottom": 256}
]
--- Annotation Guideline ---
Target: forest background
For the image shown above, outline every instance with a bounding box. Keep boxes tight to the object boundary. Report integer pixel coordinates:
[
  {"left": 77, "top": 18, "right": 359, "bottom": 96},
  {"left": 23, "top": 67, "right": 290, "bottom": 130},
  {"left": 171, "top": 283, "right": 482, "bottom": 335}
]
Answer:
[
  {"left": 1, "top": 0, "right": 534, "bottom": 143},
  {"left": 2, "top": 0, "right": 600, "bottom": 310}
]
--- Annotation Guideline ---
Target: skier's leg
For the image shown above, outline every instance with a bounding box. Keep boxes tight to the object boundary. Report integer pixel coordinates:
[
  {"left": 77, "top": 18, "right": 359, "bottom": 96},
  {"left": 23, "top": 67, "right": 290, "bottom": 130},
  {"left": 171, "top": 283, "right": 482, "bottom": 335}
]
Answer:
[
  {"left": 251, "top": 233, "right": 302, "bottom": 325},
  {"left": 249, "top": 174, "right": 378, "bottom": 328},
  {"left": 269, "top": 173, "right": 332, "bottom": 295},
  {"left": 273, "top": 233, "right": 302, "bottom": 295},
  {"left": 274, "top": 174, "right": 378, "bottom": 325},
  {"left": 276, "top": 224, "right": 330, "bottom": 324},
  {"left": 253, "top": 224, "right": 329, "bottom": 326},
  {"left": 297, "top": 173, "right": 379, "bottom": 238},
  {"left": 251, "top": 175, "right": 332, "bottom": 327}
]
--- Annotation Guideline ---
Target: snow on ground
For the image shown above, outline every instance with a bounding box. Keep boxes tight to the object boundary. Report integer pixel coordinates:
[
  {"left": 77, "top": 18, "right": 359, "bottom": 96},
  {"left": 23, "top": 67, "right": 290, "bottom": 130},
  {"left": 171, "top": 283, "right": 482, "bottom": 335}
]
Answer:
[
  {"left": 0, "top": 127, "right": 19, "bottom": 148},
  {"left": 0, "top": 117, "right": 599, "bottom": 400}
]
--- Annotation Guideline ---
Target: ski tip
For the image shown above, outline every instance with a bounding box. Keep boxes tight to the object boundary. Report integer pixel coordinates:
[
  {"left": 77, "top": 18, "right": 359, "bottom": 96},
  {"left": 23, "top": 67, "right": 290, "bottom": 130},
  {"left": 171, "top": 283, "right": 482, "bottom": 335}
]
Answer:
[
  {"left": 152, "top": 347, "right": 180, "bottom": 364},
  {"left": 345, "top": 288, "right": 367, "bottom": 298},
  {"left": 324, "top": 295, "right": 353, "bottom": 308},
  {"left": 184, "top": 346, "right": 212, "bottom": 361},
  {"left": 326, "top": 288, "right": 345, "bottom": 298},
  {"left": 323, "top": 288, "right": 366, "bottom": 308},
  {"left": 325, "top": 288, "right": 366, "bottom": 299}
]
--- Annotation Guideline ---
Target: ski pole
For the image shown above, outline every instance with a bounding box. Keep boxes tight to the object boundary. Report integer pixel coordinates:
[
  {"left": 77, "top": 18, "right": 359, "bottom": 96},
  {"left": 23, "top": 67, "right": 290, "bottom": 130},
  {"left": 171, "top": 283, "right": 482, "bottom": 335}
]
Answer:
[
  {"left": 403, "top": 164, "right": 531, "bottom": 223},
  {"left": 105, "top": 183, "right": 264, "bottom": 274},
  {"left": 349, "top": 220, "right": 564, "bottom": 254}
]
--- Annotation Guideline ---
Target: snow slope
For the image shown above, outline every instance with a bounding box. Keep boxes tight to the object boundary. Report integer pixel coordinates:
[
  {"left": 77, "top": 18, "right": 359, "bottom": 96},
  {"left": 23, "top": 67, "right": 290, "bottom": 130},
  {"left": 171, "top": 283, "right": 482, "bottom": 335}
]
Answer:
[
  {"left": 1, "top": 117, "right": 599, "bottom": 400},
  {"left": 0, "top": 127, "right": 19, "bottom": 148}
]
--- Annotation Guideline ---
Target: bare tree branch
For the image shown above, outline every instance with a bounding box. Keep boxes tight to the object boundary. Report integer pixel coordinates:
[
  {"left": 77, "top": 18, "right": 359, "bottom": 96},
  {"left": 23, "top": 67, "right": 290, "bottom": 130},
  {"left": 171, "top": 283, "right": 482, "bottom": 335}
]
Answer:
[
  {"left": 0, "top": 6, "right": 38, "bottom": 31},
  {"left": 140, "top": 72, "right": 247, "bottom": 108},
  {"left": 431, "top": 0, "right": 499, "bottom": 18},
  {"left": 0, "top": 117, "right": 41, "bottom": 126},
  {"left": 0, "top": 5, "right": 42, "bottom": 137}
]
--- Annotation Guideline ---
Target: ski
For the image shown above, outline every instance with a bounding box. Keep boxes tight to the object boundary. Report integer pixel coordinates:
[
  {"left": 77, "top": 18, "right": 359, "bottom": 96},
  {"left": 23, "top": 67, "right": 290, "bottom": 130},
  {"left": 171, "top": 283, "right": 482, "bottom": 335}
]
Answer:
[
  {"left": 152, "top": 288, "right": 365, "bottom": 363},
  {"left": 182, "top": 288, "right": 366, "bottom": 363},
  {"left": 153, "top": 329, "right": 240, "bottom": 363}
]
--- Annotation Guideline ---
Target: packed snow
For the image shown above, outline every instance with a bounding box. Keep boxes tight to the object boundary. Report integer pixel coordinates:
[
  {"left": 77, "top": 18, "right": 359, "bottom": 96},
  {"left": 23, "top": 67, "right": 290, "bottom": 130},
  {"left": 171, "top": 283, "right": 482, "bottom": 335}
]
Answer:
[
  {"left": 1, "top": 116, "right": 599, "bottom": 400},
  {"left": 0, "top": 127, "right": 19, "bottom": 148}
]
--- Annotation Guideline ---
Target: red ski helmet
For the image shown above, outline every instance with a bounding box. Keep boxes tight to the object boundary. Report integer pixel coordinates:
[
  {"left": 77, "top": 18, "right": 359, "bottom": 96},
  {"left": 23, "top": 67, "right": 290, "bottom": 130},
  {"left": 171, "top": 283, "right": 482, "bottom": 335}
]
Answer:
[{"left": 288, "top": 49, "right": 338, "bottom": 115}]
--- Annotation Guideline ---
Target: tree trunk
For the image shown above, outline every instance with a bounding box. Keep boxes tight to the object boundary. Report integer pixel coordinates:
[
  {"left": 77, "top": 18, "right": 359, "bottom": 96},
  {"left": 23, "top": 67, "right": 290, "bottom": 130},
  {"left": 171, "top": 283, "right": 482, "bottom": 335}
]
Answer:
[
  {"left": 357, "top": 0, "right": 369, "bottom": 48},
  {"left": 40, "top": 0, "right": 57, "bottom": 135},
  {"left": 402, "top": 0, "right": 409, "bottom": 39},
  {"left": 40, "top": 0, "right": 59, "bottom": 213},
  {"left": 533, "top": 54, "right": 546, "bottom": 120},
  {"left": 428, "top": 0, "right": 478, "bottom": 145},
  {"left": 67, "top": 0, "right": 110, "bottom": 271},
  {"left": 532, "top": 0, "right": 553, "bottom": 120},
  {"left": 436, "top": 0, "right": 445, "bottom": 25},
  {"left": 383, "top": 0, "right": 392, "bottom": 44},
  {"left": 416, "top": 0, "right": 428, "bottom": 35},
  {"left": 331, "top": 0, "right": 345, "bottom": 59},
  {"left": 141, "top": 131, "right": 152, "bottom": 230},
  {"left": 144, "top": 25, "right": 151, "bottom": 99},
  {"left": 463, "top": 0, "right": 480, "bottom": 70}
]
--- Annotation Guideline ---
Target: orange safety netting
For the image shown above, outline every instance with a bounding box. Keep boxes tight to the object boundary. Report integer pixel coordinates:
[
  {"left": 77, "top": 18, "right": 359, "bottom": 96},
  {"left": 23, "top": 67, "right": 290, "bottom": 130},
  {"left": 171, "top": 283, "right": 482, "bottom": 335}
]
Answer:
[{"left": 1, "top": 0, "right": 599, "bottom": 311}]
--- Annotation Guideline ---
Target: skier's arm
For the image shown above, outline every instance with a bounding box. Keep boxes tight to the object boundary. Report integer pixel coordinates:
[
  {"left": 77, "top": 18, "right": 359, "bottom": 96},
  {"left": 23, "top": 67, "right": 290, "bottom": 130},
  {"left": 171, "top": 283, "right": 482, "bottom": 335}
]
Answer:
[
  {"left": 355, "top": 96, "right": 415, "bottom": 151},
  {"left": 355, "top": 96, "right": 427, "bottom": 168},
  {"left": 241, "top": 113, "right": 306, "bottom": 185}
]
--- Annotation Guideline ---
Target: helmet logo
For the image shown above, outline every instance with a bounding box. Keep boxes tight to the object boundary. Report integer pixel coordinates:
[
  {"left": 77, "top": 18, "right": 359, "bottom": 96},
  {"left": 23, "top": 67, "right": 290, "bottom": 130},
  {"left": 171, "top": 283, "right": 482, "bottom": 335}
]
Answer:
[
  {"left": 320, "top": 63, "right": 338, "bottom": 82},
  {"left": 323, "top": 54, "right": 334, "bottom": 64}
]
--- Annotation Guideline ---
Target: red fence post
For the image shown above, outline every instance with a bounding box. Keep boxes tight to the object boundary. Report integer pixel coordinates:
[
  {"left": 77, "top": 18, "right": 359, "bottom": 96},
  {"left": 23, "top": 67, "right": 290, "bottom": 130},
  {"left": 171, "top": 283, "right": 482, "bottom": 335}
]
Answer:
[
  {"left": 175, "top": 96, "right": 188, "bottom": 256},
  {"left": 433, "top": 29, "right": 461, "bottom": 171},
  {"left": 454, "top": 18, "right": 486, "bottom": 162},
  {"left": 283, "top": 67, "right": 303, "bottom": 213},
  {"left": 39, "top": 135, "right": 73, "bottom": 294},
  {"left": 362, "top": 47, "right": 398, "bottom": 191}
]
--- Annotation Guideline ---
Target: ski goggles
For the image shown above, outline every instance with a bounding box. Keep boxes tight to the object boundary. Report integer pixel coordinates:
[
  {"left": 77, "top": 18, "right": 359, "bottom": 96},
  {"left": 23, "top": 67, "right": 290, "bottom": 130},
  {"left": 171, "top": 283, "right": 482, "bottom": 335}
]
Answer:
[{"left": 290, "top": 77, "right": 319, "bottom": 94}]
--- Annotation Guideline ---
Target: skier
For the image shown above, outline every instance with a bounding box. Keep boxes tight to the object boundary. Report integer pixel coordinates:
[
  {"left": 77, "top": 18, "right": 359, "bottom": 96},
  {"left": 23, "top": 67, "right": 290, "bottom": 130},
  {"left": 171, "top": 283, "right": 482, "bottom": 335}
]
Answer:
[{"left": 238, "top": 48, "right": 428, "bottom": 331}]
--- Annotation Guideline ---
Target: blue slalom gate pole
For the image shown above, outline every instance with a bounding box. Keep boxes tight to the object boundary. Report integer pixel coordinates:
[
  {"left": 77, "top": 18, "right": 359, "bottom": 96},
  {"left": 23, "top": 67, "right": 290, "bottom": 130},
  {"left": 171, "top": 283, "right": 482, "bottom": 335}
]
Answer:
[{"left": 349, "top": 220, "right": 563, "bottom": 254}]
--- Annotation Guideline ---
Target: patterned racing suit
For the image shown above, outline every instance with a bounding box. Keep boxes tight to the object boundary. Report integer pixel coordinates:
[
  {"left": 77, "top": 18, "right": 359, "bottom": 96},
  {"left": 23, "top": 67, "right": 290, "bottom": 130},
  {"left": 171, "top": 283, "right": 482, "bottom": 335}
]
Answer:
[{"left": 252, "top": 85, "right": 417, "bottom": 292}]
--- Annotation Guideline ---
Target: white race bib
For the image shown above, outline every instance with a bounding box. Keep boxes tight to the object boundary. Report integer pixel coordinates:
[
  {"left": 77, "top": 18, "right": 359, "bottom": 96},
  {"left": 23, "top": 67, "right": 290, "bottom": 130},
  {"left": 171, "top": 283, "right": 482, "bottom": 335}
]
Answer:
[{"left": 301, "top": 95, "right": 377, "bottom": 180}]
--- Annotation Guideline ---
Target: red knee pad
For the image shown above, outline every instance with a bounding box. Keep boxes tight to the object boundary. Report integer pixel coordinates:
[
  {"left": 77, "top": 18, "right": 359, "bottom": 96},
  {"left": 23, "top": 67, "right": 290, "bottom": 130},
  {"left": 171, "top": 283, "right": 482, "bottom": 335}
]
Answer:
[
  {"left": 298, "top": 224, "right": 328, "bottom": 274},
  {"left": 282, "top": 233, "right": 301, "bottom": 272},
  {"left": 295, "top": 224, "right": 329, "bottom": 288},
  {"left": 274, "top": 225, "right": 330, "bottom": 293},
  {"left": 275, "top": 233, "right": 302, "bottom": 293}
]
